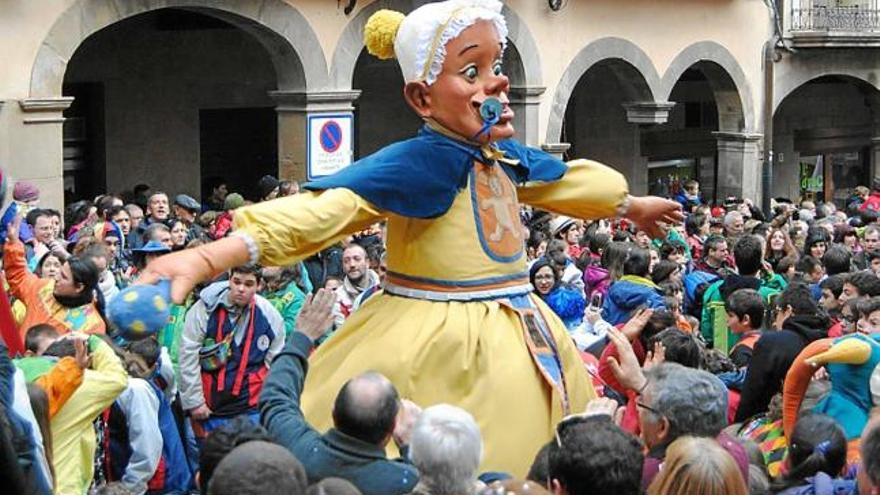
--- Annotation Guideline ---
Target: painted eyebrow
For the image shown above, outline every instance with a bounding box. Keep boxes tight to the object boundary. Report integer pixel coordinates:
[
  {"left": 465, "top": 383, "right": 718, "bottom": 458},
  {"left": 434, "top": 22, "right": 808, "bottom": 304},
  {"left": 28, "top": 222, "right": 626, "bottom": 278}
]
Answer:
[{"left": 458, "top": 43, "right": 479, "bottom": 56}]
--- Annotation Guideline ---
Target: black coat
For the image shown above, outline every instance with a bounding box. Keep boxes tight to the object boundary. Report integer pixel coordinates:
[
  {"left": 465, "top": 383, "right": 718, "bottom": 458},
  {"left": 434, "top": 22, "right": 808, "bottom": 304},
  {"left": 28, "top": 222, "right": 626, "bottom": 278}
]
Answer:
[{"left": 734, "top": 314, "right": 829, "bottom": 422}]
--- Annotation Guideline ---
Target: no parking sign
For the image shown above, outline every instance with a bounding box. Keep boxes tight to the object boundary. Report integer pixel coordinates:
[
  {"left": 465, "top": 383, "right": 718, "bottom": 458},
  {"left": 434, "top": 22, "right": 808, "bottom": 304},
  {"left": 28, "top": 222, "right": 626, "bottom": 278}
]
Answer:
[{"left": 307, "top": 113, "right": 354, "bottom": 179}]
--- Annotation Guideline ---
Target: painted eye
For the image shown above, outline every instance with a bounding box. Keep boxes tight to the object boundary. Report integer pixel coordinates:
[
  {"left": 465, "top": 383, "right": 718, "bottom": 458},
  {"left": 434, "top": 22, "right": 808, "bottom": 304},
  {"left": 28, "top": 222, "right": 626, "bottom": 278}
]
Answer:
[
  {"left": 493, "top": 62, "right": 503, "bottom": 76},
  {"left": 463, "top": 65, "right": 478, "bottom": 81}
]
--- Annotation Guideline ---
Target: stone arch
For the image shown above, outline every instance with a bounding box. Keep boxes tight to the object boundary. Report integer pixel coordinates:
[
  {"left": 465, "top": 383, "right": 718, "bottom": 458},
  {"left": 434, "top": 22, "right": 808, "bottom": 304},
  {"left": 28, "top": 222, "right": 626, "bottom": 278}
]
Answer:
[
  {"left": 546, "top": 37, "right": 661, "bottom": 143},
  {"left": 772, "top": 74, "right": 880, "bottom": 202},
  {"left": 30, "top": 0, "right": 328, "bottom": 97},
  {"left": 329, "top": 0, "right": 543, "bottom": 89},
  {"left": 660, "top": 41, "right": 754, "bottom": 132},
  {"left": 777, "top": 73, "right": 880, "bottom": 112},
  {"left": 775, "top": 64, "right": 880, "bottom": 112}
]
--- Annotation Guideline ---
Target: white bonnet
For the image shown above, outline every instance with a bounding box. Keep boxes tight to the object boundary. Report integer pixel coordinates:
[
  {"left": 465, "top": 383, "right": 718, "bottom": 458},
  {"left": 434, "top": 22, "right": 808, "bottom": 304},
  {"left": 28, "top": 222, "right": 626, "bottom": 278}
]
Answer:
[{"left": 364, "top": 0, "right": 508, "bottom": 85}]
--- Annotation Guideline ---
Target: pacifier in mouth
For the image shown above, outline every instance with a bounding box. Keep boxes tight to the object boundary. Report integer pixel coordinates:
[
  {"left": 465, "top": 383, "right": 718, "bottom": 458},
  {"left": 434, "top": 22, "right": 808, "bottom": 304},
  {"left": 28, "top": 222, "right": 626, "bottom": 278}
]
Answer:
[
  {"left": 472, "top": 97, "right": 503, "bottom": 140},
  {"left": 479, "top": 97, "right": 503, "bottom": 124}
]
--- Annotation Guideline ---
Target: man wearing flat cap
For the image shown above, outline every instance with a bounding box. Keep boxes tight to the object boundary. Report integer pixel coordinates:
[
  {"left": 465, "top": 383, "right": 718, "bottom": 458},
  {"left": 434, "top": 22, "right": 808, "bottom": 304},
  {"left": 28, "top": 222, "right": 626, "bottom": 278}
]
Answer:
[{"left": 174, "top": 194, "right": 204, "bottom": 243}]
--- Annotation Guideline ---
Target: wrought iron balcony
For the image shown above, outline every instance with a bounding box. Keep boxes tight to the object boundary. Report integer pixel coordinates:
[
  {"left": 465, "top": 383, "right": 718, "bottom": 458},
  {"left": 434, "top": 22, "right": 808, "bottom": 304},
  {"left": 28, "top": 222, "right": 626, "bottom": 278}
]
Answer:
[
  {"left": 789, "top": 5, "right": 880, "bottom": 47},
  {"left": 792, "top": 5, "right": 880, "bottom": 31}
]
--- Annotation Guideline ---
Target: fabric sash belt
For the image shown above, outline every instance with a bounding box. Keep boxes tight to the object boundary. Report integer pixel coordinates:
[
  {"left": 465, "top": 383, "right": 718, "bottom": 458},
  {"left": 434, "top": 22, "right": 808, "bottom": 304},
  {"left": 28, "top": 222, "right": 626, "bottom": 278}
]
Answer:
[{"left": 501, "top": 294, "right": 570, "bottom": 415}]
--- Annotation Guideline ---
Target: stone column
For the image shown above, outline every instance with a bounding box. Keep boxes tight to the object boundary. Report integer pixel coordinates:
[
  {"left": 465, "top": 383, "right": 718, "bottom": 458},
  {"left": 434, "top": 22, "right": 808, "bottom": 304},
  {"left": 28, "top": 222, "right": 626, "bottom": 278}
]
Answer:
[
  {"left": 541, "top": 142, "right": 571, "bottom": 160},
  {"left": 3, "top": 97, "right": 74, "bottom": 209},
  {"left": 621, "top": 102, "right": 674, "bottom": 196},
  {"left": 622, "top": 101, "right": 675, "bottom": 125},
  {"left": 713, "top": 131, "right": 763, "bottom": 201},
  {"left": 269, "top": 90, "right": 361, "bottom": 183},
  {"left": 509, "top": 85, "right": 545, "bottom": 147}
]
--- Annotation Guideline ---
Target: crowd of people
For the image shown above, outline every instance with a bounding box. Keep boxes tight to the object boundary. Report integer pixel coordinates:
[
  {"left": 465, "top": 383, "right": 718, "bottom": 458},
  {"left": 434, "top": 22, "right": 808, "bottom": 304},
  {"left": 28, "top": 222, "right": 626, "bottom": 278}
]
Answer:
[{"left": 9, "top": 170, "right": 880, "bottom": 493}]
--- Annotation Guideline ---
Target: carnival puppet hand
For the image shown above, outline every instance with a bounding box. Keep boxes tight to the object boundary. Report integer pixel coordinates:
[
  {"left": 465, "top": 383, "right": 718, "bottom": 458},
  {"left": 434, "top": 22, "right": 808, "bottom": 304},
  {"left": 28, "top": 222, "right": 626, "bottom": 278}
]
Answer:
[
  {"left": 136, "top": 236, "right": 251, "bottom": 304},
  {"left": 625, "top": 196, "right": 684, "bottom": 239}
]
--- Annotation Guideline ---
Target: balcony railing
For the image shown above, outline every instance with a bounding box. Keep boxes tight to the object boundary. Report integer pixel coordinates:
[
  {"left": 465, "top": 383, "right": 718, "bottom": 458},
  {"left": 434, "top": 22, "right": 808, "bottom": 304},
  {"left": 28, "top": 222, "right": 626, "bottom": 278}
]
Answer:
[{"left": 791, "top": 5, "right": 880, "bottom": 32}]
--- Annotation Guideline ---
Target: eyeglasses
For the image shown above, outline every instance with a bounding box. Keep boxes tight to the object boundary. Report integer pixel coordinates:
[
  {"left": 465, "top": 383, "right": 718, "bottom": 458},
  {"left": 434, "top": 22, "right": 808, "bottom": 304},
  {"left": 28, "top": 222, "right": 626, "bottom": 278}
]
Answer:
[{"left": 636, "top": 400, "right": 663, "bottom": 417}]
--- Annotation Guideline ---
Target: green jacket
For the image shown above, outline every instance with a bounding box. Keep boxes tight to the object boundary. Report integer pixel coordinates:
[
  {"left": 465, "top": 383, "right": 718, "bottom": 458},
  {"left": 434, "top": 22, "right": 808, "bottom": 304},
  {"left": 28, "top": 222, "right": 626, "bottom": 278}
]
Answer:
[
  {"left": 157, "top": 295, "right": 195, "bottom": 374},
  {"left": 700, "top": 272, "right": 787, "bottom": 353},
  {"left": 263, "top": 281, "right": 307, "bottom": 339}
]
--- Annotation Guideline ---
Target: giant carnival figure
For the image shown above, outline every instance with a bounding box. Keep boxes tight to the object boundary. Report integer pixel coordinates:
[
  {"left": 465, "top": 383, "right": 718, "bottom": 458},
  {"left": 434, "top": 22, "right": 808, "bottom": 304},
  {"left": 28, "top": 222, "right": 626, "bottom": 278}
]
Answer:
[{"left": 138, "top": 0, "right": 682, "bottom": 475}]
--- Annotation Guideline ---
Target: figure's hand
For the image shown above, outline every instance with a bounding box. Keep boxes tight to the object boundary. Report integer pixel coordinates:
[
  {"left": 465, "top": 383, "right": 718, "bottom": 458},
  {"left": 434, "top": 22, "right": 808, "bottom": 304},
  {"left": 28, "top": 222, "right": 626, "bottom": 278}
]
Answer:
[
  {"left": 6, "top": 215, "right": 20, "bottom": 243},
  {"left": 605, "top": 327, "right": 648, "bottom": 393},
  {"left": 137, "top": 236, "right": 250, "bottom": 303},
  {"left": 625, "top": 196, "right": 684, "bottom": 239},
  {"left": 295, "top": 289, "right": 337, "bottom": 342},
  {"left": 190, "top": 404, "right": 212, "bottom": 421},
  {"left": 393, "top": 399, "right": 422, "bottom": 448}
]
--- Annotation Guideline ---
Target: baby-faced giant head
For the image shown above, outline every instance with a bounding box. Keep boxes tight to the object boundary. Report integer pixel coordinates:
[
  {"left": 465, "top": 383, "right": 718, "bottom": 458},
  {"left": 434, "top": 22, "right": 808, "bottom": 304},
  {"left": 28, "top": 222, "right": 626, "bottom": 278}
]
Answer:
[
  {"left": 365, "top": 0, "right": 514, "bottom": 144},
  {"left": 404, "top": 19, "right": 514, "bottom": 143}
]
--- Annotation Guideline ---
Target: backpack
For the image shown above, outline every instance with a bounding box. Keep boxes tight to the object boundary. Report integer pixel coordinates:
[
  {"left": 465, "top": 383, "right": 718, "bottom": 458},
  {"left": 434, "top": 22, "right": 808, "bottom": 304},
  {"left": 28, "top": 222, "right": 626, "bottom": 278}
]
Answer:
[{"left": 684, "top": 270, "right": 719, "bottom": 318}]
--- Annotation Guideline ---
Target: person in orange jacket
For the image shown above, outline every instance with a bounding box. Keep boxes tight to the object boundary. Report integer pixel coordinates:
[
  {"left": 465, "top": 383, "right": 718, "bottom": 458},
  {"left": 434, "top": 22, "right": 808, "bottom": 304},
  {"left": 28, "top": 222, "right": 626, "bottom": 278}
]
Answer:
[{"left": 4, "top": 216, "right": 105, "bottom": 340}]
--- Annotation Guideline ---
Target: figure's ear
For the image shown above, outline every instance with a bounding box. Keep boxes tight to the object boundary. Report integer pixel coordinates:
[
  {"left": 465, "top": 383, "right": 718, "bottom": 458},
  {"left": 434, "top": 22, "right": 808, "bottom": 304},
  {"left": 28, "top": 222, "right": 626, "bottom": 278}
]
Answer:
[{"left": 403, "top": 81, "right": 432, "bottom": 118}]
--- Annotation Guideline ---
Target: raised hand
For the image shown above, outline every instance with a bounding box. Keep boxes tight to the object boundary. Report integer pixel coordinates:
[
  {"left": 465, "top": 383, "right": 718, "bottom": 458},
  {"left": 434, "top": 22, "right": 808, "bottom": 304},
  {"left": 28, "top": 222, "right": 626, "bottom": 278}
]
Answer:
[
  {"left": 605, "top": 326, "right": 648, "bottom": 393},
  {"left": 621, "top": 308, "right": 653, "bottom": 341},
  {"left": 392, "top": 399, "right": 423, "bottom": 448},
  {"left": 6, "top": 215, "right": 20, "bottom": 244},
  {"left": 295, "top": 288, "right": 337, "bottom": 342}
]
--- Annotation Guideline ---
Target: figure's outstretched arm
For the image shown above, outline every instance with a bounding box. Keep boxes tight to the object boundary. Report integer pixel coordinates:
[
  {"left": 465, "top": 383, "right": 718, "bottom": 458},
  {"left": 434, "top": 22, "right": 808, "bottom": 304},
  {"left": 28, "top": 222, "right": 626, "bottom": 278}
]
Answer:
[
  {"left": 139, "top": 188, "right": 384, "bottom": 302},
  {"left": 517, "top": 159, "right": 682, "bottom": 238}
]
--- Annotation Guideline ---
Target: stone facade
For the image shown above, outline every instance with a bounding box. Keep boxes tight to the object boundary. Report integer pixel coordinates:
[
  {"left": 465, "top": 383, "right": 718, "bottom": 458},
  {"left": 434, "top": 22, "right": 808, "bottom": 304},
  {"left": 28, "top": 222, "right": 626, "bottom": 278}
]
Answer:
[{"left": 0, "top": 0, "right": 876, "bottom": 209}]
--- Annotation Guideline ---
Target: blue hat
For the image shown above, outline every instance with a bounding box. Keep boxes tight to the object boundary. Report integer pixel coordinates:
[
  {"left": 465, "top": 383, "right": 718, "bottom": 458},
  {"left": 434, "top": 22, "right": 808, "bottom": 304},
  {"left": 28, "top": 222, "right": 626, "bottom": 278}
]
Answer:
[{"left": 133, "top": 240, "right": 171, "bottom": 254}]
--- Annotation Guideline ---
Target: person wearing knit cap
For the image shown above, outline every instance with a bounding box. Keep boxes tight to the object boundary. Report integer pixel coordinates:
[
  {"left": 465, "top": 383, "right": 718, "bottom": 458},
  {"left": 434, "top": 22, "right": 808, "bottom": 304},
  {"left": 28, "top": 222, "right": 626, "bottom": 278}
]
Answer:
[
  {"left": 13, "top": 180, "right": 39, "bottom": 203},
  {"left": 257, "top": 175, "right": 280, "bottom": 202},
  {"left": 11, "top": 181, "right": 41, "bottom": 246},
  {"left": 138, "top": 0, "right": 682, "bottom": 475},
  {"left": 223, "top": 193, "right": 245, "bottom": 211}
]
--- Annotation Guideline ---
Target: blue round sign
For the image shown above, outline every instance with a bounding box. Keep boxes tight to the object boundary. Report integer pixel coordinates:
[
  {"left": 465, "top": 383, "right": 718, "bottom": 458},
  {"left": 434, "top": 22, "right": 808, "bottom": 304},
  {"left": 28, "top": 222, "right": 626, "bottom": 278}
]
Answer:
[{"left": 319, "top": 121, "right": 343, "bottom": 153}]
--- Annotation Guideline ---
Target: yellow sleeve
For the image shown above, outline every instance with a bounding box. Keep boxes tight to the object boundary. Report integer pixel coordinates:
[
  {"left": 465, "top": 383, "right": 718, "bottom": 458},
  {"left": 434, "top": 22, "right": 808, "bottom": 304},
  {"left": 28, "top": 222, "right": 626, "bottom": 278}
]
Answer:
[
  {"left": 66, "top": 338, "right": 128, "bottom": 421},
  {"left": 232, "top": 188, "right": 385, "bottom": 267},
  {"left": 516, "top": 159, "right": 629, "bottom": 220},
  {"left": 34, "top": 356, "right": 84, "bottom": 419}
]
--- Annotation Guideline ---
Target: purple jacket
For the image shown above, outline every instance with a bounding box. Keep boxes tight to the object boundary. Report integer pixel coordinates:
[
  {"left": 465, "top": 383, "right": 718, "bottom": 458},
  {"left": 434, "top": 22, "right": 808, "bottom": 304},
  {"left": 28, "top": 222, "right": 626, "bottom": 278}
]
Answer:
[{"left": 583, "top": 264, "right": 610, "bottom": 299}]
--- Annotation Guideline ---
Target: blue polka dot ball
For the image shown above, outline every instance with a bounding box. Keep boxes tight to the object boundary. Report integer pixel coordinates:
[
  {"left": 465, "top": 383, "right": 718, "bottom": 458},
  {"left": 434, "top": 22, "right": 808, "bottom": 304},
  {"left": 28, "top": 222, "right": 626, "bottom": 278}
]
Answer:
[{"left": 108, "top": 279, "right": 172, "bottom": 341}]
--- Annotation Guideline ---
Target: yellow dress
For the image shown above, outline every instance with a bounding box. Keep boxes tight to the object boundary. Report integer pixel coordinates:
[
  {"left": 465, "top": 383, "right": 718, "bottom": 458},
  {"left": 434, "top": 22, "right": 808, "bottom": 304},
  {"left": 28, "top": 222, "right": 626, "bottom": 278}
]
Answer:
[{"left": 234, "top": 155, "right": 628, "bottom": 476}]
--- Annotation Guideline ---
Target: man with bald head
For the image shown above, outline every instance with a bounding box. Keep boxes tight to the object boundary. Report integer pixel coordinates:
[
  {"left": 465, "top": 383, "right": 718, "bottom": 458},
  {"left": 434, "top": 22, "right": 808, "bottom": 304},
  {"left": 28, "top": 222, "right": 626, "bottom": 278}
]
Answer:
[
  {"left": 333, "top": 243, "right": 380, "bottom": 328},
  {"left": 259, "top": 289, "right": 420, "bottom": 495}
]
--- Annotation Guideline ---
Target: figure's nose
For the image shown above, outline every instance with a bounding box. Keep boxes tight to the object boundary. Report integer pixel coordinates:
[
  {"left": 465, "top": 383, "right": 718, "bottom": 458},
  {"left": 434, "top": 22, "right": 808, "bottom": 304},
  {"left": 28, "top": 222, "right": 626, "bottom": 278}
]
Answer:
[{"left": 484, "top": 72, "right": 509, "bottom": 96}]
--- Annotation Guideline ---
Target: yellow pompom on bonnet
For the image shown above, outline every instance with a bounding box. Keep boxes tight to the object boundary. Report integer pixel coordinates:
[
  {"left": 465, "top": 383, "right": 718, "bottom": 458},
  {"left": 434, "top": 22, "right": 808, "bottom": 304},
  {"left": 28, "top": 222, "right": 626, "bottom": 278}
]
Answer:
[{"left": 363, "top": 0, "right": 508, "bottom": 85}]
